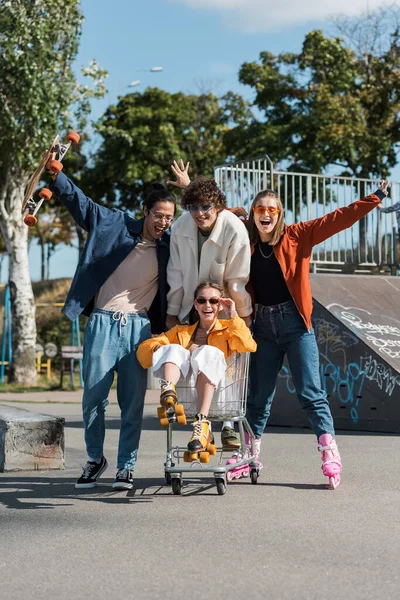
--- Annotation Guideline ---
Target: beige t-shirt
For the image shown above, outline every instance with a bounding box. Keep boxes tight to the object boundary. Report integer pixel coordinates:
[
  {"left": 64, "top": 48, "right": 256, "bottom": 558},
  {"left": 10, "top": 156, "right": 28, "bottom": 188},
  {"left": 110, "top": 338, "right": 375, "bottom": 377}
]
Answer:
[{"left": 95, "top": 238, "right": 158, "bottom": 313}]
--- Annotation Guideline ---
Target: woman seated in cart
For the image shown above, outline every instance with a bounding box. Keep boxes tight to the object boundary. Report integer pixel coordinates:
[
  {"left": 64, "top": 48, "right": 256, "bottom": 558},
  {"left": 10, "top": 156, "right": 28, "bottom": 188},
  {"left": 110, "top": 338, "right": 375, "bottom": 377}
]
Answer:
[{"left": 137, "top": 282, "right": 256, "bottom": 454}]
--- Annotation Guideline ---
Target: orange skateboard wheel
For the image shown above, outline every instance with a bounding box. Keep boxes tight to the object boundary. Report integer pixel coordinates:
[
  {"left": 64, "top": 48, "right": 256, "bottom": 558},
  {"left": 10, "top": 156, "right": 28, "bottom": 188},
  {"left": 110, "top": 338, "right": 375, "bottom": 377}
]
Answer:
[
  {"left": 66, "top": 131, "right": 80, "bottom": 145},
  {"left": 24, "top": 215, "right": 37, "bottom": 227},
  {"left": 39, "top": 187, "right": 52, "bottom": 200},
  {"left": 175, "top": 404, "right": 185, "bottom": 416},
  {"left": 49, "top": 160, "right": 63, "bottom": 174},
  {"left": 157, "top": 406, "right": 167, "bottom": 419}
]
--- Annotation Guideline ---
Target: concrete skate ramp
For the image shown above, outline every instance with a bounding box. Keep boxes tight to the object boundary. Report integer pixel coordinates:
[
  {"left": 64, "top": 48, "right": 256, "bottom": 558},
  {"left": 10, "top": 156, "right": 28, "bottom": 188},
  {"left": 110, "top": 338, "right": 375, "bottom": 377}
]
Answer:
[{"left": 271, "top": 274, "right": 400, "bottom": 433}]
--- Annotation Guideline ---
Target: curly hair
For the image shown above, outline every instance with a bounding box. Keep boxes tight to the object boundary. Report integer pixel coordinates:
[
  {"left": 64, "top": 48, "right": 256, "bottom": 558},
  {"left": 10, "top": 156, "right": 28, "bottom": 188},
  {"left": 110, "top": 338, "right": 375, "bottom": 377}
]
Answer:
[{"left": 181, "top": 177, "right": 227, "bottom": 211}]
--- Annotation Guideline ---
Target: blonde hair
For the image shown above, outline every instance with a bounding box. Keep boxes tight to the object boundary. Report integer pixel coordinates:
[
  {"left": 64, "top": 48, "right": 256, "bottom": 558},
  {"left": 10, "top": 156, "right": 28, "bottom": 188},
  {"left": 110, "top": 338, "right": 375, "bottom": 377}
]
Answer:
[{"left": 248, "top": 189, "right": 285, "bottom": 246}]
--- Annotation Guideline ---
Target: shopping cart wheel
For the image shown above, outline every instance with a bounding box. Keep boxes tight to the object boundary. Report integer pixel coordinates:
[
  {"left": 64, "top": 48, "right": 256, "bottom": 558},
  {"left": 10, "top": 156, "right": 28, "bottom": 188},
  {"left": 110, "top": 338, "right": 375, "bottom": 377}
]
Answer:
[
  {"left": 171, "top": 477, "right": 182, "bottom": 495},
  {"left": 215, "top": 478, "right": 227, "bottom": 496},
  {"left": 250, "top": 469, "right": 258, "bottom": 484},
  {"left": 165, "top": 471, "right": 172, "bottom": 485}
]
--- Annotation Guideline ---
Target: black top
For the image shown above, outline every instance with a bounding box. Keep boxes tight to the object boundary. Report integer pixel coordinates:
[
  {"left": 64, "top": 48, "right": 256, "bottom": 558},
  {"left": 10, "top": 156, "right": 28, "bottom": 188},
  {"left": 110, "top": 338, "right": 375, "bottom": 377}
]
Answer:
[{"left": 250, "top": 242, "right": 292, "bottom": 306}]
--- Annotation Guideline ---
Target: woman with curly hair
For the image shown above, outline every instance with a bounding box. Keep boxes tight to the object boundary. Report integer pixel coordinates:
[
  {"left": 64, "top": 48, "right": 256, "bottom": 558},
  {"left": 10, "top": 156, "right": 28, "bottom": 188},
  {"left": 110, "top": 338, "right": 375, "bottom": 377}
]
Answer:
[{"left": 165, "top": 161, "right": 253, "bottom": 448}]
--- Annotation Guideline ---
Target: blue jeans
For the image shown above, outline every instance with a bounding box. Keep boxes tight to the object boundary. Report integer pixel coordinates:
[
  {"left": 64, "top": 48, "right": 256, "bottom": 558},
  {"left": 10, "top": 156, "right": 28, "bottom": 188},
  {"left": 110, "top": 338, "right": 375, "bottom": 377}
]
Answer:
[
  {"left": 247, "top": 300, "right": 335, "bottom": 439},
  {"left": 82, "top": 309, "right": 152, "bottom": 470}
]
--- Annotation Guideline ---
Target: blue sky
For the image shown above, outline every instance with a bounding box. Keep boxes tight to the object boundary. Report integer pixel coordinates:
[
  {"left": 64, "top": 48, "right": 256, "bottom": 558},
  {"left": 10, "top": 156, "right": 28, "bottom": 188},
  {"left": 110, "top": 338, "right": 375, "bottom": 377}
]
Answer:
[{"left": 17, "top": 0, "right": 396, "bottom": 284}]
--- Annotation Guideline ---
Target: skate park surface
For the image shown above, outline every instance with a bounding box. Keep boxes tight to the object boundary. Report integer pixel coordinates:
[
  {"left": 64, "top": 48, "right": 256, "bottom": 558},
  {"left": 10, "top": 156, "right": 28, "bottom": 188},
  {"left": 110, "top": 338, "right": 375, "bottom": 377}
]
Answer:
[
  {"left": 273, "top": 274, "right": 400, "bottom": 433},
  {"left": 1, "top": 397, "right": 400, "bottom": 600}
]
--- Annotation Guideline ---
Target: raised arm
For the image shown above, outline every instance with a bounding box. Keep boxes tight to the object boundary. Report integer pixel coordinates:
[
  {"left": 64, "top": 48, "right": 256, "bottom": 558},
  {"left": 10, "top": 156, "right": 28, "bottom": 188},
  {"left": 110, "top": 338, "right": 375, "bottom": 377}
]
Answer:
[
  {"left": 226, "top": 315, "right": 257, "bottom": 354},
  {"left": 379, "top": 200, "right": 400, "bottom": 214},
  {"left": 294, "top": 180, "right": 389, "bottom": 248},
  {"left": 49, "top": 172, "right": 113, "bottom": 232}
]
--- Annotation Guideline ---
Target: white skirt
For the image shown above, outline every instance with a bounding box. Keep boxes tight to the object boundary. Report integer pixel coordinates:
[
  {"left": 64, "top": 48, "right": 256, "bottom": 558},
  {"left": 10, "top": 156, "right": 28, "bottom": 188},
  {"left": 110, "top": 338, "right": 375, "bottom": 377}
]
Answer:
[{"left": 152, "top": 344, "right": 227, "bottom": 387}]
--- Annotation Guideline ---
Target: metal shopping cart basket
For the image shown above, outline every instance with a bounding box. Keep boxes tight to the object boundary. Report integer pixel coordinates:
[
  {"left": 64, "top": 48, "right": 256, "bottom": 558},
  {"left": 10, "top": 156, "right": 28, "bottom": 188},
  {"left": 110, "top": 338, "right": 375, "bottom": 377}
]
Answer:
[{"left": 163, "top": 352, "right": 260, "bottom": 495}]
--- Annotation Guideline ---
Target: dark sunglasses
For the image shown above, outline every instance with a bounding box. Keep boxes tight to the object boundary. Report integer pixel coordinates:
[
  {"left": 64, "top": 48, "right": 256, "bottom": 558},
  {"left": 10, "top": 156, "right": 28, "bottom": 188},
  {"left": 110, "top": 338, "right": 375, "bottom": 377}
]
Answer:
[
  {"left": 187, "top": 204, "right": 213, "bottom": 214},
  {"left": 196, "top": 297, "right": 220, "bottom": 305}
]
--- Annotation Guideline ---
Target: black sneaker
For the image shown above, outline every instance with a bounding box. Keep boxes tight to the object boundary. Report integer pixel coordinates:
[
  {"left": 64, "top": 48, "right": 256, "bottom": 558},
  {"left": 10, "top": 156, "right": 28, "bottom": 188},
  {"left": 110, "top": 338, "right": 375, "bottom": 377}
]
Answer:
[
  {"left": 112, "top": 468, "right": 134, "bottom": 490},
  {"left": 75, "top": 457, "right": 108, "bottom": 489}
]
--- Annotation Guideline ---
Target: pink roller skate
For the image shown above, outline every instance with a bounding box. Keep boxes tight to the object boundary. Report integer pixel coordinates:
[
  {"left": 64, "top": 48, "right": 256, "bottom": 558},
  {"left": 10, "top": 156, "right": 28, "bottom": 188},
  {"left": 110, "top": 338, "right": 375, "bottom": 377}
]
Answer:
[
  {"left": 226, "top": 452, "right": 250, "bottom": 481},
  {"left": 226, "top": 432, "right": 263, "bottom": 482},
  {"left": 318, "top": 433, "right": 342, "bottom": 489}
]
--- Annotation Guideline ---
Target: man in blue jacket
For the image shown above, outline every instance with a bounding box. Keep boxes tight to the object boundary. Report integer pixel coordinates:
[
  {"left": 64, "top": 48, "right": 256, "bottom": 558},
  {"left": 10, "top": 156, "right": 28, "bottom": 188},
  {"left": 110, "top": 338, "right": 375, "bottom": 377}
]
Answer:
[{"left": 48, "top": 168, "right": 175, "bottom": 490}]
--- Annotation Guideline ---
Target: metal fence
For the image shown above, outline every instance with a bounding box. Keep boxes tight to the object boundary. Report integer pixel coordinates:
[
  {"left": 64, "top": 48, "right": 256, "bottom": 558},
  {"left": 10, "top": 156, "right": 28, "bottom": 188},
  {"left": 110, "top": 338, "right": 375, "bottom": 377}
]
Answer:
[{"left": 214, "top": 155, "right": 400, "bottom": 272}]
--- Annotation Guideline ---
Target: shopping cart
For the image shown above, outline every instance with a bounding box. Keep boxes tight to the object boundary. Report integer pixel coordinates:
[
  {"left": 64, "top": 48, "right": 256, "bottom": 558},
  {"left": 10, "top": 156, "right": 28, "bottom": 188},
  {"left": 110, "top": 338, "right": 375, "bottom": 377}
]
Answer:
[{"left": 163, "top": 352, "right": 261, "bottom": 495}]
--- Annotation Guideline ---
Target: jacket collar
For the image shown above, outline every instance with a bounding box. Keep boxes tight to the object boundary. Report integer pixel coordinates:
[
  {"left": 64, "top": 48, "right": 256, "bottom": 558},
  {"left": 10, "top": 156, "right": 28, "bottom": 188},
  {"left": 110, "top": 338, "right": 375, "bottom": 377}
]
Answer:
[
  {"left": 177, "top": 318, "right": 228, "bottom": 338},
  {"left": 177, "top": 210, "right": 228, "bottom": 247}
]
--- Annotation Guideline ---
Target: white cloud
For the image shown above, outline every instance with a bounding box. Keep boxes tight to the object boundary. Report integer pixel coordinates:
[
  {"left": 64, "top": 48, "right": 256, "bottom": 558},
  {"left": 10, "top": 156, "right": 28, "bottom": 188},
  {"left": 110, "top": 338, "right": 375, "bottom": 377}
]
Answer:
[{"left": 172, "top": 0, "right": 388, "bottom": 31}]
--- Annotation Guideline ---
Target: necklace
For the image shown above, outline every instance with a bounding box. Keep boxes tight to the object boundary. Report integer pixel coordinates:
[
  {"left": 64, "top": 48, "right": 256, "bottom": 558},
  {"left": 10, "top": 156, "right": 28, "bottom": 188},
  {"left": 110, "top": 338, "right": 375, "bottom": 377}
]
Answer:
[{"left": 258, "top": 242, "right": 274, "bottom": 259}]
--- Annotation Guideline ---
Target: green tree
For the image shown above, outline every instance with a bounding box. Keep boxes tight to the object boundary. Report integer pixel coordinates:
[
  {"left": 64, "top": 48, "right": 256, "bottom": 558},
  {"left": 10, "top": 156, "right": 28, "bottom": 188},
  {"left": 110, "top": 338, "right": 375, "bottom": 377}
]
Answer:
[
  {"left": 0, "top": 0, "right": 106, "bottom": 382},
  {"left": 82, "top": 87, "right": 252, "bottom": 212},
  {"left": 234, "top": 8, "right": 400, "bottom": 178}
]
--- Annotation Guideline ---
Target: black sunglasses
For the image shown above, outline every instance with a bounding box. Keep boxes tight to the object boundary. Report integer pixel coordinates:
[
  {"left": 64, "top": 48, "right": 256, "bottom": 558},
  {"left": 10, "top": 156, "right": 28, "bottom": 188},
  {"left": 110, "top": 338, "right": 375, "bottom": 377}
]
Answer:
[{"left": 196, "top": 297, "right": 220, "bottom": 305}]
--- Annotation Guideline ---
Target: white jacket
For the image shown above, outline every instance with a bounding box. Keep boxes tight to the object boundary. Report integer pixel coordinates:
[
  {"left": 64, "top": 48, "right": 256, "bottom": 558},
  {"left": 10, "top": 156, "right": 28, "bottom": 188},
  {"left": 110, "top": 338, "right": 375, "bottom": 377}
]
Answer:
[{"left": 167, "top": 209, "right": 252, "bottom": 321}]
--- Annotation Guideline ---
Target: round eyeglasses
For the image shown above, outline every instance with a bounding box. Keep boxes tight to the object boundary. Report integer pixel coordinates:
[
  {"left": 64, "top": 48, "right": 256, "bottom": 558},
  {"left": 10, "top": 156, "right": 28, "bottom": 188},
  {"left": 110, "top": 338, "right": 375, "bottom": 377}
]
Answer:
[{"left": 149, "top": 209, "right": 174, "bottom": 224}]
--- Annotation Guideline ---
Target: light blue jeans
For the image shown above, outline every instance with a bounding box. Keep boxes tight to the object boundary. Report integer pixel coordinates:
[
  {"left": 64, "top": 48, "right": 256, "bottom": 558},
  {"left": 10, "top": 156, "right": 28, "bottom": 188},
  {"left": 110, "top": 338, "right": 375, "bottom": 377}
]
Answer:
[
  {"left": 82, "top": 309, "right": 152, "bottom": 470},
  {"left": 247, "top": 300, "right": 335, "bottom": 440}
]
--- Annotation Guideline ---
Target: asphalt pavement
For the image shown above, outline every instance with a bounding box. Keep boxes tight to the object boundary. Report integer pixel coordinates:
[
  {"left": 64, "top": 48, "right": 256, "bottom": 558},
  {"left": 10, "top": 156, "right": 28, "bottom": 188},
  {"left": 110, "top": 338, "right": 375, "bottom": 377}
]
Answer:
[{"left": 0, "top": 398, "right": 399, "bottom": 600}]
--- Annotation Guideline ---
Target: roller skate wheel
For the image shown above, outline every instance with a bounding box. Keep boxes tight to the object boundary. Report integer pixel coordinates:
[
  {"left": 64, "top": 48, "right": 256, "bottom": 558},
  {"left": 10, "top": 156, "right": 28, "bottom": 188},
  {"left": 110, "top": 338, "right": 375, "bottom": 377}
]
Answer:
[
  {"left": 49, "top": 159, "right": 63, "bottom": 174},
  {"left": 66, "top": 131, "right": 80, "bottom": 145},
  {"left": 207, "top": 444, "right": 217, "bottom": 456},
  {"left": 199, "top": 452, "right": 210, "bottom": 464},
  {"left": 226, "top": 471, "right": 234, "bottom": 482},
  {"left": 157, "top": 406, "right": 166, "bottom": 419},
  {"left": 183, "top": 451, "right": 192, "bottom": 463},
  {"left": 175, "top": 404, "right": 185, "bottom": 417},
  {"left": 159, "top": 417, "right": 169, "bottom": 429},
  {"left": 176, "top": 414, "right": 187, "bottom": 426},
  {"left": 39, "top": 187, "right": 52, "bottom": 200},
  {"left": 24, "top": 214, "right": 37, "bottom": 227},
  {"left": 190, "top": 452, "right": 199, "bottom": 461}
]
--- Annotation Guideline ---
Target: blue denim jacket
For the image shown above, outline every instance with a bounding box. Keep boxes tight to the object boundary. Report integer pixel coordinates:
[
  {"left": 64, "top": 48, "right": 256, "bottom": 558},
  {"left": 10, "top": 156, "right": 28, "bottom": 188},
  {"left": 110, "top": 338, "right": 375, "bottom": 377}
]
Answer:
[{"left": 49, "top": 173, "right": 170, "bottom": 333}]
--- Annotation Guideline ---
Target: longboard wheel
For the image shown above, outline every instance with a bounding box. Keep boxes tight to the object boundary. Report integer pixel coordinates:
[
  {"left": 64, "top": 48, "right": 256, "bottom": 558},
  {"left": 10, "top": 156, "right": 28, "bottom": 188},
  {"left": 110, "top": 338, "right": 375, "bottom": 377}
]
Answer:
[
  {"left": 24, "top": 215, "right": 37, "bottom": 227},
  {"left": 66, "top": 131, "right": 80, "bottom": 145},
  {"left": 39, "top": 187, "right": 52, "bottom": 200},
  {"left": 49, "top": 159, "right": 63, "bottom": 174}
]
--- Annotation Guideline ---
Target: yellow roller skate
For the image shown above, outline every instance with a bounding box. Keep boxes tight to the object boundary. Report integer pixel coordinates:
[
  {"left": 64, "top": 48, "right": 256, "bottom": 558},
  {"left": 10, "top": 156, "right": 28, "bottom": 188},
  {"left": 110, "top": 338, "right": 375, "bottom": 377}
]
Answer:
[
  {"left": 157, "top": 379, "right": 186, "bottom": 428},
  {"left": 183, "top": 414, "right": 216, "bottom": 463}
]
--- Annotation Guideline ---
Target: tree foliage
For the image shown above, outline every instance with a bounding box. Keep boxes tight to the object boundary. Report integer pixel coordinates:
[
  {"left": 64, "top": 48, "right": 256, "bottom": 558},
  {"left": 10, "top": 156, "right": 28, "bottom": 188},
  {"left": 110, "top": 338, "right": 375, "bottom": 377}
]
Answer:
[
  {"left": 234, "top": 7, "right": 400, "bottom": 179},
  {"left": 82, "top": 87, "right": 252, "bottom": 212}
]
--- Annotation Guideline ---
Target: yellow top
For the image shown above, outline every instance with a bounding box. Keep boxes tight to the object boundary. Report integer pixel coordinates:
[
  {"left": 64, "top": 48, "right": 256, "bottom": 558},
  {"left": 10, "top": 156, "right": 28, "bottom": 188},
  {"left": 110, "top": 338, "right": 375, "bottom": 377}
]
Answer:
[{"left": 137, "top": 315, "right": 257, "bottom": 369}]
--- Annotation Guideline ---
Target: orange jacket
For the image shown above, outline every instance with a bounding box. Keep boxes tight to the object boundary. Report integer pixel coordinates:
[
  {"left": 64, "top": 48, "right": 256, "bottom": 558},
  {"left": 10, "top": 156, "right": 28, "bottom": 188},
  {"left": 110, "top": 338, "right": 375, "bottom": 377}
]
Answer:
[
  {"left": 137, "top": 315, "right": 257, "bottom": 369},
  {"left": 251, "top": 192, "right": 383, "bottom": 330}
]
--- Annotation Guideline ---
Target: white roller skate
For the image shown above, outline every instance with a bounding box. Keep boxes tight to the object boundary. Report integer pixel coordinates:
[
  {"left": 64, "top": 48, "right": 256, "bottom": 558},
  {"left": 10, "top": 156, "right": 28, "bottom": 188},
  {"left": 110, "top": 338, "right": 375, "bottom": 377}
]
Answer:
[{"left": 318, "top": 433, "right": 342, "bottom": 489}]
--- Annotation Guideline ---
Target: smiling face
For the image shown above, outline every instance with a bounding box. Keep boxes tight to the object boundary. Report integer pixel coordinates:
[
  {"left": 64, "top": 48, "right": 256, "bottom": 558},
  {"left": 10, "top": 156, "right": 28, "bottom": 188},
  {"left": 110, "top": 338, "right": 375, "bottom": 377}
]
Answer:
[
  {"left": 188, "top": 202, "right": 219, "bottom": 233},
  {"left": 194, "top": 285, "right": 222, "bottom": 329},
  {"left": 143, "top": 200, "right": 175, "bottom": 240},
  {"left": 253, "top": 196, "right": 281, "bottom": 242}
]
